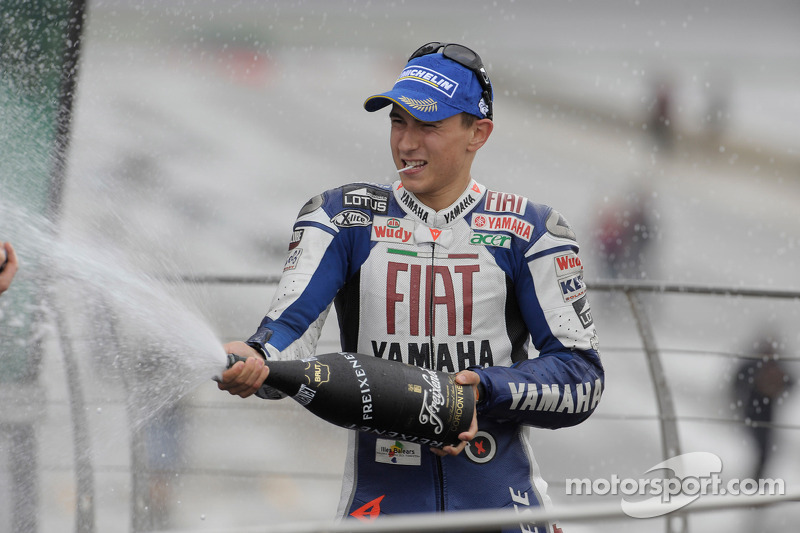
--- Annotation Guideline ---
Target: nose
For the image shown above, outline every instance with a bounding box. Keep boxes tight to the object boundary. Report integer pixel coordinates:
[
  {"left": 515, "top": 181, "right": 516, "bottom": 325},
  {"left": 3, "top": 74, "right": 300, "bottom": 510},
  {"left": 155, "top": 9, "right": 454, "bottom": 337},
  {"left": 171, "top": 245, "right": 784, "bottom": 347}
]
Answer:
[{"left": 396, "top": 124, "right": 421, "bottom": 153}]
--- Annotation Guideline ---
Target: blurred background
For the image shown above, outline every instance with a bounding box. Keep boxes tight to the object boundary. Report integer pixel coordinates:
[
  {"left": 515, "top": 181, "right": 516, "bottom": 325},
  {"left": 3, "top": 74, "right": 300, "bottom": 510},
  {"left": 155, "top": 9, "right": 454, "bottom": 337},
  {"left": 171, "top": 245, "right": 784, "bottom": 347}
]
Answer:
[{"left": 1, "top": 0, "right": 799, "bottom": 532}]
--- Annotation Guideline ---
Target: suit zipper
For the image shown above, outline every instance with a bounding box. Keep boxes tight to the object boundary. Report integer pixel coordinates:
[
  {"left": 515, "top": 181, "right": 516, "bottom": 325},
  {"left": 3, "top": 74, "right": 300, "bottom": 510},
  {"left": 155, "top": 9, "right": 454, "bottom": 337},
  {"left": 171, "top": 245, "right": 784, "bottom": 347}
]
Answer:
[
  {"left": 428, "top": 242, "right": 446, "bottom": 512},
  {"left": 427, "top": 242, "right": 436, "bottom": 360}
]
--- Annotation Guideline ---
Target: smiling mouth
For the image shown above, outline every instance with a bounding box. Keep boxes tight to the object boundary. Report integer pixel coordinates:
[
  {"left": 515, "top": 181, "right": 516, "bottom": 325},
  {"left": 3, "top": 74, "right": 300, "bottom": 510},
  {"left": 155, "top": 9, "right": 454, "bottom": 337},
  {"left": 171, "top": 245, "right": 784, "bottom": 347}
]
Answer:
[{"left": 398, "top": 160, "right": 427, "bottom": 173}]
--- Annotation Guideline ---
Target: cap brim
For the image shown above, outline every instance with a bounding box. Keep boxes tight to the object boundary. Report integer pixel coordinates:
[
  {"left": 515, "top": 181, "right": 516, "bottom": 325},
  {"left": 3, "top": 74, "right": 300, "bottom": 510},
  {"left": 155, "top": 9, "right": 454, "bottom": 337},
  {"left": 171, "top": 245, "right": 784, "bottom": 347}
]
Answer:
[{"left": 363, "top": 89, "right": 463, "bottom": 122}]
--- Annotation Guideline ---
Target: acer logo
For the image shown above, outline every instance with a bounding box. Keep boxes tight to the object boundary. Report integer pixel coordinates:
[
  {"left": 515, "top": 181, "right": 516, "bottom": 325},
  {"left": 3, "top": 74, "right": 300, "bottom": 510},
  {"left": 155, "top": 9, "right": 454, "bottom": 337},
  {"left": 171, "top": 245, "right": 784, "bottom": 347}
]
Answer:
[{"left": 470, "top": 232, "right": 511, "bottom": 248}]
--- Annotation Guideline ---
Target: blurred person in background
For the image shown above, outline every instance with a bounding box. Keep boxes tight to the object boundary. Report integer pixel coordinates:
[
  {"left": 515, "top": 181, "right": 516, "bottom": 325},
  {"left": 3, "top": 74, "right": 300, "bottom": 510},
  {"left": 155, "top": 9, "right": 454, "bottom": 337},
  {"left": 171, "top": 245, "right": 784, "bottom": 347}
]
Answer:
[
  {"left": 216, "top": 42, "right": 604, "bottom": 531},
  {"left": 731, "top": 332, "right": 794, "bottom": 480},
  {"left": 594, "top": 184, "right": 658, "bottom": 280},
  {"left": 702, "top": 70, "right": 732, "bottom": 144},
  {"left": 646, "top": 75, "right": 675, "bottom": 154},
  {"left": 0, "top": 241, "right": 19, "bottom": 295}
]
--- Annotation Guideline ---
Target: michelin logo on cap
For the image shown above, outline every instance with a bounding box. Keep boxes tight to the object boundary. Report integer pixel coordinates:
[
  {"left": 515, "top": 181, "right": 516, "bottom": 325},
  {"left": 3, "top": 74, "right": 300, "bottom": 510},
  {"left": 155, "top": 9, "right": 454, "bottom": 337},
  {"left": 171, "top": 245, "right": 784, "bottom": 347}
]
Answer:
[
  {"left": 364, "top": 51, "right": 490, "bottom": 121},
  {"left": 397, "top": 67, "right": 458, "bottom": 99}
]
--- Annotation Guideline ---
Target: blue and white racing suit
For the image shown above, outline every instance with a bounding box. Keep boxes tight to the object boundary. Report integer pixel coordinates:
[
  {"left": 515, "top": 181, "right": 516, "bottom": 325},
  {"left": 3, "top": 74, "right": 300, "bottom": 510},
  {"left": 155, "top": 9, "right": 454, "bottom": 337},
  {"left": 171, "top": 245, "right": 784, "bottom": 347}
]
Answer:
[{"left": 245, "top": 179, "right": 604, "bottom": 532}]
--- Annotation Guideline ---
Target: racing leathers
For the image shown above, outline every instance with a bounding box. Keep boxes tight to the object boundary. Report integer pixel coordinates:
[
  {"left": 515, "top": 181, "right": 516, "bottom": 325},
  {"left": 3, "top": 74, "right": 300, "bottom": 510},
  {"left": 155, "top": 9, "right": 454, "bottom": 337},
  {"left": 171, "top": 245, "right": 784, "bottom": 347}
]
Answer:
[{"left": 245, "top": 179, "right": 604, "bottom": 532}]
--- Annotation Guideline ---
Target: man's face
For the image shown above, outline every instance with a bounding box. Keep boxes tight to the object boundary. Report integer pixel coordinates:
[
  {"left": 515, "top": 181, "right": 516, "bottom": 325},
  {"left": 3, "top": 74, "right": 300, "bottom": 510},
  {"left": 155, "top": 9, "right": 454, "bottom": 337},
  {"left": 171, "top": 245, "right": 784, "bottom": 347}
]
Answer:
[{"left": 389, "top": 105, "right": 477, "bottom": 210}]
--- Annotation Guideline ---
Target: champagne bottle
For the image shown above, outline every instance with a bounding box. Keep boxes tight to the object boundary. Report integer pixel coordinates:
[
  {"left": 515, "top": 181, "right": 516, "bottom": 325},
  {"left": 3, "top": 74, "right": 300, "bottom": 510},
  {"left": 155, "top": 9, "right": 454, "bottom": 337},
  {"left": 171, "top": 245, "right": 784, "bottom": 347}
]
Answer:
[{"left": 226, "top": 352, "right": 475, "bottom": 447}]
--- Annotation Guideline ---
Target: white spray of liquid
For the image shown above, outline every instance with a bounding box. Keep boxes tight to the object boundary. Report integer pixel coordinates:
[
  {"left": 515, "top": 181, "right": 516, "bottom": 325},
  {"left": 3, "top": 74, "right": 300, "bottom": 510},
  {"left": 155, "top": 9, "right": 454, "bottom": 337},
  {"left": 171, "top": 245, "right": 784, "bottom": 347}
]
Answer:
[{"left": 0, "top": 197, "right": 228, "bottom": 429}]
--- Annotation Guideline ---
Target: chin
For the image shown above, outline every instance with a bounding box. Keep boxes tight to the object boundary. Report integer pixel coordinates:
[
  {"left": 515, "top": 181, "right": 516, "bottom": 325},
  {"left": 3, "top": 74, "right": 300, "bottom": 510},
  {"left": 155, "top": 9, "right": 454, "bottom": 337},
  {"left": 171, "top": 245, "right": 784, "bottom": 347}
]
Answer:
[{"left": 399, "top": 174, "right": 426, "bottom": 192}]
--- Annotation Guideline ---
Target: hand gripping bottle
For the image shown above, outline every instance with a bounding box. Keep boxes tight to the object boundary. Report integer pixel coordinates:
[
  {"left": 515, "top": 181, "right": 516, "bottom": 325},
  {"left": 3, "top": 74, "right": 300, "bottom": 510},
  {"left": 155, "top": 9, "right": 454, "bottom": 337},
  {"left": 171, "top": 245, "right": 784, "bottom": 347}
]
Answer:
[{"left": 226, "top": 352, "right": 474, "bottom": 447}]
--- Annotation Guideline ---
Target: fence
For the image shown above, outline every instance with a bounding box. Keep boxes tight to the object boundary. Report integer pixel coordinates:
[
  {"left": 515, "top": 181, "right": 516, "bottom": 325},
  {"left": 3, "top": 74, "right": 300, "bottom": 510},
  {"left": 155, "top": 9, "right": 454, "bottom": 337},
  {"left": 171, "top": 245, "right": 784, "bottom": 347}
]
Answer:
[{"left": 5, "top": 278, "right": 799, "bottom": 533}]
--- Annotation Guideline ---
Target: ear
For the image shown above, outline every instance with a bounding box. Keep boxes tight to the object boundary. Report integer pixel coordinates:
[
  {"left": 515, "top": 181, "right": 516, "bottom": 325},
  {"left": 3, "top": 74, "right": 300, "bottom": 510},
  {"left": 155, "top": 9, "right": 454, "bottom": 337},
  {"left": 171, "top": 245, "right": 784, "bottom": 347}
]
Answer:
[{"left": 467, "top": 119, "right": 493, "bottom": 152}]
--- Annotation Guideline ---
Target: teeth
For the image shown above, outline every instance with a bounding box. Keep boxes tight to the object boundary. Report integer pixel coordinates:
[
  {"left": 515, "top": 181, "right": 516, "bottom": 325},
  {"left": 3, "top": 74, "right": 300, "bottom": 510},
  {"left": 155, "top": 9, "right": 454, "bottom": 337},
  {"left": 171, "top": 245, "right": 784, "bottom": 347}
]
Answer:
[{"left": 399, "top": 161, "right": 425, "bottom": 172}]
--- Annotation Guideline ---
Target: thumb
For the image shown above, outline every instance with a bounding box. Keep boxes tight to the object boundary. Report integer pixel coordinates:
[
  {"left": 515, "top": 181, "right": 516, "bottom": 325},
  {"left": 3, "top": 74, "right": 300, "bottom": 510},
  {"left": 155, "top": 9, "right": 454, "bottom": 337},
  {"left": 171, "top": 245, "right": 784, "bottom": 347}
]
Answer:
[{"left": 455, "top": 370, "right": 479, "bottom": 386}]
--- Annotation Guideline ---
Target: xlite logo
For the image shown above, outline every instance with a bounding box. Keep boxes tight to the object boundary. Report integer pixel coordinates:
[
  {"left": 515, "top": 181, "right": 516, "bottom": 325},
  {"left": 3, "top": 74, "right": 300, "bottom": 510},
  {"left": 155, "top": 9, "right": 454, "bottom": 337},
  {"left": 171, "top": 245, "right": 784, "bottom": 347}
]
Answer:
[{"left": 331, "top": 210, "right": 371, "bottom": 227}]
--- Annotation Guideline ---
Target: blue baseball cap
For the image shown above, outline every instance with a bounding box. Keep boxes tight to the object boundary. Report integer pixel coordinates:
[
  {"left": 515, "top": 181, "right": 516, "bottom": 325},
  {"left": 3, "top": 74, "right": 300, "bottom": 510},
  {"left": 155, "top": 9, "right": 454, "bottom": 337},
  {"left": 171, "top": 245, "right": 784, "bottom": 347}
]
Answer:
[{"left": 364, "top": 52, "right": 492, "bottom": 122}]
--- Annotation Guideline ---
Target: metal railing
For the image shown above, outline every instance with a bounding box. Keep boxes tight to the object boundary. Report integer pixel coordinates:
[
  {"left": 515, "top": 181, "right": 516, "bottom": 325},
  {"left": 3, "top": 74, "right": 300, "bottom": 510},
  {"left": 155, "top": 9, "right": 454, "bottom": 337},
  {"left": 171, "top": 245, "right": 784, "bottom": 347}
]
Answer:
[
  {"left": 587, "top": 280, "right": 800, "bottom": 533},
  {"left": 45, "top": 278, "right": 800, "bottom": 533}
]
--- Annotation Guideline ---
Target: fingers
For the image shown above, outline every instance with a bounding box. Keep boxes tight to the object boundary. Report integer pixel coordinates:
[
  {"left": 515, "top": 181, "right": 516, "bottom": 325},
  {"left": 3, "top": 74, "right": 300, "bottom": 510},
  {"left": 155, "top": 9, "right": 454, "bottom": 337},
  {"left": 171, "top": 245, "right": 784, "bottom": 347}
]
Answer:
[
  {"left": 432, "top": 370, "right": 481, "bottom": 457},
  {"left": 0, "top": 242, "right": 18, "bottom": 293},
  {"left": 454, "top": 369, "right": 480, "bottom": 386},
  {"left": 217, "top": 352, "right": 269, "bottom": 398},
  {"left": 432, "top": 440, "right": 469, "bottom": 457},
  {"left": 434, "top": 410, "right": 479, "bottom": 457},
  {"left": 5, "top": 242, "right": 17, "bottom": 265}
]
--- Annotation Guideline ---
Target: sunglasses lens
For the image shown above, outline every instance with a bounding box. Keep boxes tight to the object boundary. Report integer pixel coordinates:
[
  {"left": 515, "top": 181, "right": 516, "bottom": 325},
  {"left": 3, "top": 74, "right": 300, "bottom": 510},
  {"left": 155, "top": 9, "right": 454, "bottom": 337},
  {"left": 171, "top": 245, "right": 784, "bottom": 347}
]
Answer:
[
  {"left": 442, "top": 45, "right": 480, "bottom": 69},
  {"left": 410, "top": 41, "right": 442, "bottom": 60}
]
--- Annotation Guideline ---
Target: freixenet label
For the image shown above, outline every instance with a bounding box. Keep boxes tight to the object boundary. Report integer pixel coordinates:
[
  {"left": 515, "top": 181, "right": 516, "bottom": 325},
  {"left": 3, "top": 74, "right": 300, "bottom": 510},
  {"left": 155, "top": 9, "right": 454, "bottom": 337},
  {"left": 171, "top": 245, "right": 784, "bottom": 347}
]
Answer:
[{"left": 419, "top": 369, "right": 446, "bottom": 435}]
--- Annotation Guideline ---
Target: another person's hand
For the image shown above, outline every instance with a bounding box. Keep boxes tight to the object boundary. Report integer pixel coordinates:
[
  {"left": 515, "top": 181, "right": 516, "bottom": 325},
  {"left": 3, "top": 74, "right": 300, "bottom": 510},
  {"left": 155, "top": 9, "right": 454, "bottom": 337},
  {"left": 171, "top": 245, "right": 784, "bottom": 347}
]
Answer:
[
  {"left": 431, "top": 370, "right": 480, "bottom": 457},
  {"left": 217, "top": 341, "right": 269, "bottom": 398},
  {"left": 0, "top": 241, "right": 19, "bottom": 296}
]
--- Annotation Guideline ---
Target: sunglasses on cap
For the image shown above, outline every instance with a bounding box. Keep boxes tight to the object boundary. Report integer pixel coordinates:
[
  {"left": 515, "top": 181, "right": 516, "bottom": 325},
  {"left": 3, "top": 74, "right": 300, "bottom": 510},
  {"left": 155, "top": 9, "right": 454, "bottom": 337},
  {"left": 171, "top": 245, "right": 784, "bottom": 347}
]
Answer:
[{"left": 408, "top": 42, "right": 493, "bottom": 120}]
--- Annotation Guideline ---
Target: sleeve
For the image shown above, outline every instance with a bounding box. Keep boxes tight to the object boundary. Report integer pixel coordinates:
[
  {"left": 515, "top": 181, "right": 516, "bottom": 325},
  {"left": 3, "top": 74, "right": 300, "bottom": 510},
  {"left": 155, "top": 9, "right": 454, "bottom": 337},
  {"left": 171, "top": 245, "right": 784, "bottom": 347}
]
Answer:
[
  {"left": 245, "top": 190, "right": 353, "bottom": 363},
  {"left": 471, "top": 207, "right": 605, "bottom": 429}
]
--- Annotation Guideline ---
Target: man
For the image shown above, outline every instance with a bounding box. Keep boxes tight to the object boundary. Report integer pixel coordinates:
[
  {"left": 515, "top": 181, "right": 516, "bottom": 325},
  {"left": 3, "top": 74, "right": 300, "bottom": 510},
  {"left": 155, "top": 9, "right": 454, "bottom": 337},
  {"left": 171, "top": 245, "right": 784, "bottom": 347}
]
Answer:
[
  {"left": 0, "top": 241, "right": 19, "bottom": 296},
  {"left": 731, "top": 333, "right": 793, "bottom": 480},
  {"left": 219, "top": 42, "right": 604, "bottom": 532}
]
